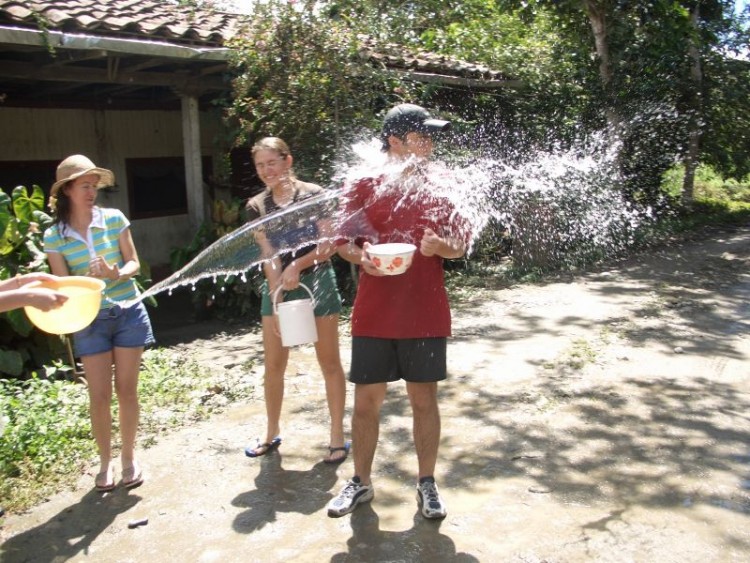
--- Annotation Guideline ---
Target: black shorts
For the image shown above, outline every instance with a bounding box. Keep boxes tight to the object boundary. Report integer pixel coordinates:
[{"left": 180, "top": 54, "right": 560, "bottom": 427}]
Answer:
[{"left": 349, "top": 336, "right": 447, "bottom": 384}]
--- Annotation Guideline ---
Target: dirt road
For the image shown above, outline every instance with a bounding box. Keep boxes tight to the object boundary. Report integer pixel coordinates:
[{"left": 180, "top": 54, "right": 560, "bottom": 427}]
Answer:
[{"left": 2, "top": 226, "right": 750, "bottom": 562}]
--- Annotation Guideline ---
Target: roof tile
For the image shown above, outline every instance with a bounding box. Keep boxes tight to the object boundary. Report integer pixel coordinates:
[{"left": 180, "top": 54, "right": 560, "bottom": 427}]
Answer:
[
  {"left": 44, "top": 8, "right": 72, "bottom": 25},
  {"left": 5, "top": 4, "right": 32, "bottom": 19},
  {"left": 76, "top": 14, "right": 97, "bottom": 26}
]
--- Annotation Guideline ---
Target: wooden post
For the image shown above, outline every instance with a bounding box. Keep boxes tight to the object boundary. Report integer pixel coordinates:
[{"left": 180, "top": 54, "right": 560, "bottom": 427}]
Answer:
[{"left": 181, "top": 93, "right": 205, "bottom": 231}]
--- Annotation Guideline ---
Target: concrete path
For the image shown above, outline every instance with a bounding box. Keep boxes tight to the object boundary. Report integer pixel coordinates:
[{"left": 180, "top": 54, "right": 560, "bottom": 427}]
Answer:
[{"left": 2, "top": 227, "right": 750, "bottom": 562}]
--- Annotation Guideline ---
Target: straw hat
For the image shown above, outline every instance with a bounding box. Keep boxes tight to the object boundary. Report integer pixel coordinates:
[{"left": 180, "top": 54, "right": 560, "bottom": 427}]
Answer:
[{"left": 49, "top": 154, "right": 115, "bottom": 211}]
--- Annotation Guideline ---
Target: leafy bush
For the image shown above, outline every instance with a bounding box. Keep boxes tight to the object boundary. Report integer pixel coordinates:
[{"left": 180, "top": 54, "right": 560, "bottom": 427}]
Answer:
[
  {"left": 0, "top": 186, "right": 67, "bottom": 377},
  {"left": 672, "top": 198, "right": 750, "bottom": 232},
  {"left": 0, "top": 374, "right": 94, "bottom": 509}
]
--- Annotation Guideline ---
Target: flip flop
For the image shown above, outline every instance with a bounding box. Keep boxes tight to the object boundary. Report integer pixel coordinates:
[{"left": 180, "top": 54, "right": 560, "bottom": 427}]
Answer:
[
  {"left": 95, "top": 468, "right": 115, "bottom": 492},
  {"left": 122, "top": 463, "right": 144, "bottom": 489},
  {"left": 245, "top": 436, "right": 282, "bottom": 458},
  {"left": 324, "top": 441, "right": 351, "bottom": 465}
]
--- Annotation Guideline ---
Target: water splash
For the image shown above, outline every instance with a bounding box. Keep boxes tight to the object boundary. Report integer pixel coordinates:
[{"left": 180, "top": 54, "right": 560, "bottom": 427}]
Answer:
[
  {"left": 128, "top": 130, "right": 656, "bottom": 306},
  {"left": 438, "top": 129, "right": 657, "bottom": 270}
]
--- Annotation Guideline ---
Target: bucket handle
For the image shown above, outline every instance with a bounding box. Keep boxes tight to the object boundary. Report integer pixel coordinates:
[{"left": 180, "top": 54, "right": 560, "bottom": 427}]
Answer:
[{"left": 272, "top": 282, "right": 316, "bottom": 316}]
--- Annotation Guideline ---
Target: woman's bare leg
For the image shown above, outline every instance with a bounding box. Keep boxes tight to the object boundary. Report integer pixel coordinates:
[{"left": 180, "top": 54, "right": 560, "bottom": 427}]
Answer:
[
  {"left": 248, "top": 315, "right": 289, "bottom": 455},
  {"left": 314, "top": 314, "right": 346, "bottom": 461}
]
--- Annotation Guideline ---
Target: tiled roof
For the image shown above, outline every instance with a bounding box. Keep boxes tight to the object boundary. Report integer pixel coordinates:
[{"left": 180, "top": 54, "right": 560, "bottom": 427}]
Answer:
[
  {"left": 359, "top": 36, "right": 509, "bottom": 83},
  {"left": 0, "top": 1, "right": 511, "bottom": 83},
  {"left": 0, "top": 0, "right": 245, "bottom": 47}
]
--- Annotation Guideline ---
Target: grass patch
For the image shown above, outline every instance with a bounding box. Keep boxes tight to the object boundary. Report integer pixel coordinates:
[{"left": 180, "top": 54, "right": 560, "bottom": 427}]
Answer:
[
  {"left": 663, "top": 165, "right": 750, "bottom": 203},
  {"left": 0, "top": 347, "right": 256, "bottom": 512},
  {"left": 137, "top": 348, "right": 256, "bottom": 444},
  {"left": 541, "top": 338, "right": 599, "bottom": 374},
  {"left": 0, "top": 376, "right": 95, "bottom": 512},
  {"left": 563, "top": 338, "right": 597, "bottom": 370}
]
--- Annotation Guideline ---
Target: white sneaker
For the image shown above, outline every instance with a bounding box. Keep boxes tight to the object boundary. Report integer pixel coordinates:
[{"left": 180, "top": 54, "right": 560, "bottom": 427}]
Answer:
[
  {"left": 327, "top": 477, "right": 375, "bottom": 518},
  {"left": 417, "top": 478, "right": 447, "bottom": 519}
]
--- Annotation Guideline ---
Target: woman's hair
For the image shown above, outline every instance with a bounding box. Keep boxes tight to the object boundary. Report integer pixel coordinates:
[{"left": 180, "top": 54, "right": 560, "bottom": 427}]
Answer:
[
  {"left": 52, "top": 183, "right": 73, "bottom": 237},
  {"left": 251, "top": 137, "right": 296, "bottom": 179}
]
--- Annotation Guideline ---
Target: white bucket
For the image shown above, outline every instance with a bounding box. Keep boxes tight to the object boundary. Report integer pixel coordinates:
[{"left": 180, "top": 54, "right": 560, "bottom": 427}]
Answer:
[{"left": 273, "top": 282, "right": 318, "bottom": 347}]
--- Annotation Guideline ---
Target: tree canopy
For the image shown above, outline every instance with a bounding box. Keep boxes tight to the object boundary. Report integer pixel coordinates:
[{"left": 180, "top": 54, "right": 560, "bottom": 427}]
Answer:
[{"left": 195, "top": 0, "right": 750, "bottom": 199}]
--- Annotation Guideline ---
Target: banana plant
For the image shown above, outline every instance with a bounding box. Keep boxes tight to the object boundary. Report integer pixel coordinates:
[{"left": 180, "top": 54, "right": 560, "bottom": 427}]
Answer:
[{"left": 0, "top": 186, "right": 65, "bottom": 378}]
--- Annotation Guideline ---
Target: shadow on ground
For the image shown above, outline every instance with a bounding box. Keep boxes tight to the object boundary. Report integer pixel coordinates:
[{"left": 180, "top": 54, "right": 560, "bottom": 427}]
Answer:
[
  {"left": 330, "top": 503, "right": 479, "bottom": 562},
  {"left": 1, "top": 490, "right": 141, "bottom": 562},
  {"left": 232, "top": 454, "right": 339, "bottom": 534}
]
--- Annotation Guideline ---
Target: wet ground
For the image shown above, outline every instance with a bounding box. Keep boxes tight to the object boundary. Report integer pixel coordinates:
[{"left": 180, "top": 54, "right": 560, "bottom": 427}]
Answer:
[{"left": 2, "top": 226, "right": 750, "bottom": 562}]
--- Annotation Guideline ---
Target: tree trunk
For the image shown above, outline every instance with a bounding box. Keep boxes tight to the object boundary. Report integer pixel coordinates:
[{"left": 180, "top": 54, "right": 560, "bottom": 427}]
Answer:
[
  {"left": 584, "top": 0, "right": 619, "bottom": 132},
  {"left": 682, "top": 2, "right": 703, "bottom": 208}
]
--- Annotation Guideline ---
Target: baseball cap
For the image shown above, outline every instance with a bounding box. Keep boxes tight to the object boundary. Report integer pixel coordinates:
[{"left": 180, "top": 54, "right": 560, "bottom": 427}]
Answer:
[{"left": 381, "top": 103, "right": 451, "bottom": 140}]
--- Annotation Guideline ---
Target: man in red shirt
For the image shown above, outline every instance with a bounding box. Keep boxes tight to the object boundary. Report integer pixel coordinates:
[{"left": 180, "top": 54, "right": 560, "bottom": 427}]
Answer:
[{"left": 328, "top": 103, "right": 468, "bottom": 520}]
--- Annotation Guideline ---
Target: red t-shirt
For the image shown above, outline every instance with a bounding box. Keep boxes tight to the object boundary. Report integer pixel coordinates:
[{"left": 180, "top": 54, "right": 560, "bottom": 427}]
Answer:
[{"left": 338, "top": 175, "right": 468, "bottom": 339}]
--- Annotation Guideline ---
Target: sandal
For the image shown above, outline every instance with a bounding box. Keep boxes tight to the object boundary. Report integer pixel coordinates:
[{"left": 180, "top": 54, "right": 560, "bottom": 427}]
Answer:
[
  {"left": 324, "top": 441, "right": 351, "bottom": 465},
  {"left": 122, "top": 463, "right": 144, "bottom": 489},
  {"left": 95, "top": 468, "right": 115, "bottom": 492},
  {"left": 245, "top": 436, "right": 282, "bottom": 458}
]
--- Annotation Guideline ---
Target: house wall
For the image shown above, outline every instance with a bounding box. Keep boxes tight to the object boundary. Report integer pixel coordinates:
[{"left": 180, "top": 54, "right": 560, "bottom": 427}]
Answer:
[{"left": 0, "top": 106, "right": 221, "bottom": 269}]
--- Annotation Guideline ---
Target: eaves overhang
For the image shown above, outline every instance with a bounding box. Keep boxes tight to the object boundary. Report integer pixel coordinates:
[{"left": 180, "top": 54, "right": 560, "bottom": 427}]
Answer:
[{"left": 0, "top": 24, "right": 231, "bottom": 61}]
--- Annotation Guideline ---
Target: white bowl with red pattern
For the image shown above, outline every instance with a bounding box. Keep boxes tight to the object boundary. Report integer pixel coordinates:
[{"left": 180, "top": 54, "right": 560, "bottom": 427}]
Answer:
[{"left": 367, "top": 243, "right": 417, "bottom": 276}]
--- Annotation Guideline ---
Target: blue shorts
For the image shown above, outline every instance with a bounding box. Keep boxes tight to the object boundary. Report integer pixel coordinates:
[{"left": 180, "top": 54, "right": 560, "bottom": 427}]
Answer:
[{"left": 73, "top": 302, "right": 155, "bottom": 357}]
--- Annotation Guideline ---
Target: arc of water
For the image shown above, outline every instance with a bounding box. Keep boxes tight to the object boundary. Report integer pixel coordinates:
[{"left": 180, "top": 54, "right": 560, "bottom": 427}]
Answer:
[{"left": 129, "top": 188, "right": 345, "bottom": 306}]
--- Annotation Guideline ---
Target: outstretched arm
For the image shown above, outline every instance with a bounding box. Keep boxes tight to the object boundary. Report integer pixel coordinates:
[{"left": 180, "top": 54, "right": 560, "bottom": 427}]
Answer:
[{"left": 0, "top": 273, "right": 68, "bottom": 313}]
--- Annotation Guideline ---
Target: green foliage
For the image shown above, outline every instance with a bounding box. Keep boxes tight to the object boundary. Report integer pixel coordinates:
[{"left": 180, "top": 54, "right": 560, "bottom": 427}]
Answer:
[
  {"left": 225, "top": 0, "right": 409, "bottom": 183},
  {"left": 667, "top": 198, "right": 750, "bottom": 233},
  {"left": 0, "top": 185, "right": 48, "bottom": 262},
  {"left": 324, "top": 0, "right": 749, "bottom": 193},
  {"left": 0, "top": 374, "right": 95, "bottom": 509},
  {"left": 0, "top": 186, "right": 67, "bottom": 377},
  {"left": 663, "top": 164, "right": 750, "bottom": 203},
  {"left": 702, "top": 57, "right": 750, "bottom": 179}
]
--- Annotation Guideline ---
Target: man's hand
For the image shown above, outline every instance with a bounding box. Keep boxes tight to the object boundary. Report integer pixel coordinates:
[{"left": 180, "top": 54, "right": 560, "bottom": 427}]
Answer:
[
  {"left": 361, "top": 242, "right": 385, "bottom": 276},
  {"left": 420, "top": 228, "right": 442, "bottom": 257},
  {"left": 420, "top": 228, "right": 466, "bottom": 259}
]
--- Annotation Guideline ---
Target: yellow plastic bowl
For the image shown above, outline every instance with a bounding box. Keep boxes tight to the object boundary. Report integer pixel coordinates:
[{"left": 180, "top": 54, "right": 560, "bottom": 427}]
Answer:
[{"left": 24, "top": 276, "right": 106, "bottom": 335}]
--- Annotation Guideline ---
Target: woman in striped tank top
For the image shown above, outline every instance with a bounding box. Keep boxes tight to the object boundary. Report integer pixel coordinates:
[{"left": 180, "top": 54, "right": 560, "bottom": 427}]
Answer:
[{"left": 44, "top": 154, "right": 154, "bottom": 493}]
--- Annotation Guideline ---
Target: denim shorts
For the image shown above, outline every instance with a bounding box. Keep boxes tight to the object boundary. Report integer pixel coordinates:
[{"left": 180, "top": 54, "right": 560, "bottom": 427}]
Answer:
[
  {"left": 260, "top": 262, "right": 342, "bottom": 317},
  {"left": 73, "top": 302, "right": 155, "bottom": 357}
]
